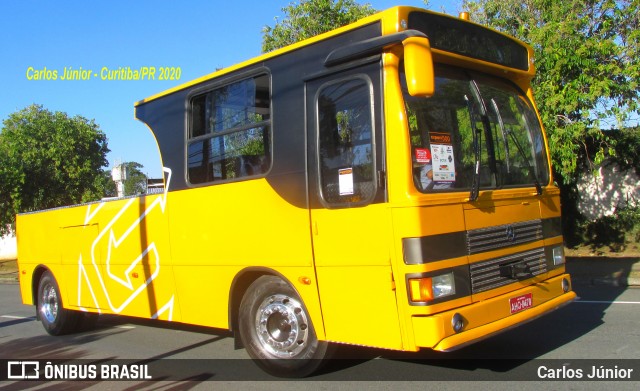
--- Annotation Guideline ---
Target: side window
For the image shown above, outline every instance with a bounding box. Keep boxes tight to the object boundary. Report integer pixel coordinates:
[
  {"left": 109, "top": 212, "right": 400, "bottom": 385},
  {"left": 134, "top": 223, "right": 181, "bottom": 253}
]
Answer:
[
  {"left": 188, "top": 74, "right": 271, "bottom": 184},
  {"left": 317, "top": 77, "right": 376, "bottom": 206}
]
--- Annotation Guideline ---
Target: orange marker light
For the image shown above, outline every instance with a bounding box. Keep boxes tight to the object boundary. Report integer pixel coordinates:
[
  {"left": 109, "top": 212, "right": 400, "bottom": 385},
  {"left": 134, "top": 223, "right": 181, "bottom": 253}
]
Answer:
[{"left": 409, "top": 278, "right": 433, "bottom": 302}]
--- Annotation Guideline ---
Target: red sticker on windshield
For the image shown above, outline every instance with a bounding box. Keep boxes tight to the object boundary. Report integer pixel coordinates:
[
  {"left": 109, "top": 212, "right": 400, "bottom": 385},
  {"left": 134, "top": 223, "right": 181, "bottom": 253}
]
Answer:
[{"left": 415, "top": 148, "right": 431, "bottom": 163}]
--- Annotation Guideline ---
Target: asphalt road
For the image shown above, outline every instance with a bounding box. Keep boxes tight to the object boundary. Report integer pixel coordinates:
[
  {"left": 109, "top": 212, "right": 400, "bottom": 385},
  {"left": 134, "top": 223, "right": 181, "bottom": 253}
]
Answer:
[{"left": 0, "top": 281, "right": 638, "bottom": 390}]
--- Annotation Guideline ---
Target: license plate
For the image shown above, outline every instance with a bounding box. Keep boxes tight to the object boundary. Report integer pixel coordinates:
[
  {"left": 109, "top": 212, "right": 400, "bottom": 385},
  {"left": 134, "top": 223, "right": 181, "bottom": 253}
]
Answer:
[{"left": 509, "top": 293, "right": 533, "bottom": 314}]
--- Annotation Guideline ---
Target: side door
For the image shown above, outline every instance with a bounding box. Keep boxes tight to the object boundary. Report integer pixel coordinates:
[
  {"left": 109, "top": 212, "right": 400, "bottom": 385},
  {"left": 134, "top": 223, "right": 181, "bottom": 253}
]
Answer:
[{"left": 306, "top": 63, "right": 402, "bottom": 349}]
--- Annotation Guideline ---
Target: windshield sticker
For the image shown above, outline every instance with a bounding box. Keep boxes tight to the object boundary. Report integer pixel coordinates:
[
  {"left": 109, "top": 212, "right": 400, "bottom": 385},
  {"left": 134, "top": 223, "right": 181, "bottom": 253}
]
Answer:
[
  {"left": 415, "top": 148, "right": 431, "bottom": 164},
  {"left": 338, "top": 167, "right": 354, "bottom": 195},
  {"left": 429, "top": 132, "right": 456, "bottom": 183},
  {"left": 429, "top": 132, "right": 452, "bottom": 144},
  {"left": 430, "top": 143, "right": 456, "bottom": 182}
]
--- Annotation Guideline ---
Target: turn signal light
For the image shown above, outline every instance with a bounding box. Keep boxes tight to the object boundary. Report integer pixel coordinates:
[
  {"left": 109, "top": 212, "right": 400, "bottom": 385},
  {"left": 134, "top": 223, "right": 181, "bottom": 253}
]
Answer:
[{"left": 409, "top": 278, "right": 434, "bottom": 302}]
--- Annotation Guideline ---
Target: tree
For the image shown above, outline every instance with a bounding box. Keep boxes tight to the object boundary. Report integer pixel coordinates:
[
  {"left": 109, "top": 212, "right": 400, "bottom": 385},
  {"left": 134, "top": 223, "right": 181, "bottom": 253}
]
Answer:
[
  {"left": 261, "top": 0, "right": 377, "bottom": 52},
  {"left": 95, "top": 169, "right": 118, "bottom": 198},
  {"left": 0, "top": 104, "right": 110, "bottom": 235},
  {"left": 461, "top": 0, "right": 640, "bottom": 181},
  {"left": 122, "top": 162, "right": 148, "bottom": 196}
]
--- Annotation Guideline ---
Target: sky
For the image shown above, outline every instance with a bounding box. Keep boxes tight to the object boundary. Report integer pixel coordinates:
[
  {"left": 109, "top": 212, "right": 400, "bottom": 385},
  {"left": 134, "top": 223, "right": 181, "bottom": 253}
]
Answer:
[{"left": 0, "top": 0, "right": 460, "bottom": 178}]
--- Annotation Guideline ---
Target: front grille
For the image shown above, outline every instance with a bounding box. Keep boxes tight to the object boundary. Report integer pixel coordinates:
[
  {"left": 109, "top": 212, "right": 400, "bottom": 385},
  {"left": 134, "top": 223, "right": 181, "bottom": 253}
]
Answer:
[
  {"left": 470, "top": 247, "right": 548, "bottom": 293},
  {"left": 467, "top": 219, "right": 543, "bottom": 254}
]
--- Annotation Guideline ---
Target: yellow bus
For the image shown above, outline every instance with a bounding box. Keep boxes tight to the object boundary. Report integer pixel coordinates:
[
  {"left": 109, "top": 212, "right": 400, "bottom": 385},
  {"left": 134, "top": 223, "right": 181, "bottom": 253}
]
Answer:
[{"left": 17, "top": 6, "right": 576, "bottom": 377}]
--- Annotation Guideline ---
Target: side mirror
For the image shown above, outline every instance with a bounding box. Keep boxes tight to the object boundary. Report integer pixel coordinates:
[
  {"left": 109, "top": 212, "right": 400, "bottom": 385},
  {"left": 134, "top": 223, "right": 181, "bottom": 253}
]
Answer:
[{"left": 403, "top": 37, "right": 435, "bottom": 97}]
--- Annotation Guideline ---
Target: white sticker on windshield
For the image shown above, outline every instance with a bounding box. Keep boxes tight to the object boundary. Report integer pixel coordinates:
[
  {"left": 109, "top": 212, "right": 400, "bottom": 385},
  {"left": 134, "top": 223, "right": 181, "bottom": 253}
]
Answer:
[
  {"left": 338, "top": 167, "right": 354, "bottom": 195},
  {"left": 430, "top": 144, "right": 456, "bottom": 182}
]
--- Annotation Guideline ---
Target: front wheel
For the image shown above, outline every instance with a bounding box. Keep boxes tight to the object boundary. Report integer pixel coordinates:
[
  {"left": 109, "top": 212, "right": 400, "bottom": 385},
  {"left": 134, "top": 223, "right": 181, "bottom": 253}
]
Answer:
[
  {"left": 238, "top": 275, "right": 332, "bottom": 377},
  {"left": 37, "top": 270, "right": 80, "bottom": 335}
]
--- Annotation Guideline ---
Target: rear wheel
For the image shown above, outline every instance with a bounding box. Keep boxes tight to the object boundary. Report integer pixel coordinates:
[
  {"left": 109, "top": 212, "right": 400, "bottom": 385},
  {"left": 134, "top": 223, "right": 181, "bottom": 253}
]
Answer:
[
  {"left": 37, "top": 271, "right": 80, "bottom": 335},
  {"left": 239, "top": 275, "right": 332, "bottom": 377}
]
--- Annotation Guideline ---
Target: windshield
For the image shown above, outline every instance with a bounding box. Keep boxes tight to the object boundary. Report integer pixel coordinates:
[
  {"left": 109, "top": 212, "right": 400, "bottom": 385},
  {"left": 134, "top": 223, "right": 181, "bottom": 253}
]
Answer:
[{"left": 403, "top": 65, "right": 549, "bottom": 194}]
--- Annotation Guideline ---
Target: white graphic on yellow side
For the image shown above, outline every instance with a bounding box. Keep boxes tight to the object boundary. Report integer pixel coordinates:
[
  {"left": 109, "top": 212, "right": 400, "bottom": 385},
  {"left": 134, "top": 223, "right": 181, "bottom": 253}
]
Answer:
[{"left": 75, "top": 167, "right": 176, "bottom": 321}]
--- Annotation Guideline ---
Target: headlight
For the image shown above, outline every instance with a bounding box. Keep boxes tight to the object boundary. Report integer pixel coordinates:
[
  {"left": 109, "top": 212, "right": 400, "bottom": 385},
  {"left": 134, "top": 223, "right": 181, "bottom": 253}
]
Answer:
[
  {"left": 433, "top": 273, "right": 456, "bottom": 297},
  {"left": 409, "top": 272, "right": 456, "bottom": 302},
  {"left": 552, "top": 246, "right": 565, "bottom": 266}
]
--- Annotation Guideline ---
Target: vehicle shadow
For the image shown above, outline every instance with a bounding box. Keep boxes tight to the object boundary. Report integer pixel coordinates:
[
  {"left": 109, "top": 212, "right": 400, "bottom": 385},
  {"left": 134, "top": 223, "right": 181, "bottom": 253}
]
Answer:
[
  {"left": 0, "top": 329, "right": 115, "bottom": 390},
  {"left": 0, "top": 316, "right": 227, "bottom": 387}
]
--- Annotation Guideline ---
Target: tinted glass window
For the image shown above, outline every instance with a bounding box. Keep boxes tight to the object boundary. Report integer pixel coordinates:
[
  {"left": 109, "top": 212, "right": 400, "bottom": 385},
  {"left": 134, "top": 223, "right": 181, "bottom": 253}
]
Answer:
[
  {"left": 317, "top": 77, "right": 375, "bottom": 205},
  {"left": 188, "top": 74, "right": 271, "bottom": 184}
]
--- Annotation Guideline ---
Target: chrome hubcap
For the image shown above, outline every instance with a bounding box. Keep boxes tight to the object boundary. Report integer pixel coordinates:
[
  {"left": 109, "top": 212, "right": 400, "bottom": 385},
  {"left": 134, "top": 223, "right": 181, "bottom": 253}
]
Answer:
[
  {"left": 255, "top": 294, "right": 309, "bottom": 358},
  {"left": 41, "top": 283, "right": 58, "bottom": 323}
]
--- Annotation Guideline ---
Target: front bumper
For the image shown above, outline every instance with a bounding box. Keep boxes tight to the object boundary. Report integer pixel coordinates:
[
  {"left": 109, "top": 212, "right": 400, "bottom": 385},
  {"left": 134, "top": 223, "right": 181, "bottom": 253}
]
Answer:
[{"left": 412, "top": 273, "right": 576, "bottom": 350}]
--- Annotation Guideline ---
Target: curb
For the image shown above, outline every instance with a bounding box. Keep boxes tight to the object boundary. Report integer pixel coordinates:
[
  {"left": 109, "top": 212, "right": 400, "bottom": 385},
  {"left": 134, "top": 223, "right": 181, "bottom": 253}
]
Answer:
[
  {"left": 566, "top": 256, "right": 640, "bottom": 287},
  {"left": 0, "top": 259, "right": 18, "bottom": 284},
  {"left": 0, "top": 273, "right": 18, "bottom": 284}
]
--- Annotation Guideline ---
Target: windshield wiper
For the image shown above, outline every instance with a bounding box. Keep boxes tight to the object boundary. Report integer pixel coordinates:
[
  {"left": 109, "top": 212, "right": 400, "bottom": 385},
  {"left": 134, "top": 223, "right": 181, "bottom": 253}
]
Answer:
[
  {"left": 490, "top": 99, "right": 511, "bottom": 174},
  {"left": 465, "top": 95, "right": 481, "bottom": 201},
  {"left": 490, "top": 99, "right": 542, "bottom": 195}
]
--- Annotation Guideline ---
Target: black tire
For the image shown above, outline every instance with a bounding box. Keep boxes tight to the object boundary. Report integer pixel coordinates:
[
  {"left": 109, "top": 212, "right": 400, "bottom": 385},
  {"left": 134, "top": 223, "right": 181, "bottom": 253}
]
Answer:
[
  {"left": 238, "top": 275, "right": 332, "bottom": 377},
  {"left": 37, "top": 271, "right": 80, "bottom": 335}
]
